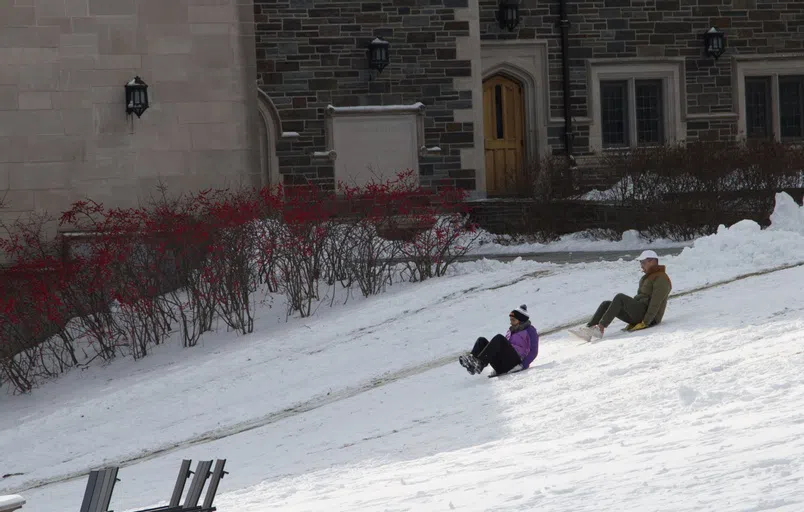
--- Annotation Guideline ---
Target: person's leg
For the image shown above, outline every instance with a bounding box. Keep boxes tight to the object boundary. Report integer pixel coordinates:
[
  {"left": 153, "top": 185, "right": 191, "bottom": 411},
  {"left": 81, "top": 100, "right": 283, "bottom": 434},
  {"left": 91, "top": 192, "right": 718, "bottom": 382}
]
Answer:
[
  {"left": 587, "top": 301, "right": 612, "bottom": 327},
  {"left": 471, "top": 337, "right": 489, "bottom": 357},
  {"left": 599, "top": 293, "right": 647, "bottom": 328},
  {"left": 477, "top": 334, "right": 522, "bottom": 374},
  {"left": 460, "top": 337, "right": 489, "bottom": 375},
  {"left": 489, "top": 335, "right": 523, "bottom": 375}
]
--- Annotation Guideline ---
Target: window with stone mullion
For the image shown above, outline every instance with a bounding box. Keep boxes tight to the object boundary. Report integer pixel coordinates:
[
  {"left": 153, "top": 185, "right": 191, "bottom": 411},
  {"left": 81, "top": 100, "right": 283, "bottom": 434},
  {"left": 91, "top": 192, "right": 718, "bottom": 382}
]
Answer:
[
  {"left": 779, "top": 76, "right": 804, "bottom": 141},
  {"left": 745, "top": 77, "right": 772, "bottom": 139},
  {"left": 635, "top": 80, "right": 663, "bottom": 146},
  {"left": 601, "top": 81, "right": 629, "bottom": 148},
  {"left": 600, "top": 79, "right": 664, "bottom": 149}
]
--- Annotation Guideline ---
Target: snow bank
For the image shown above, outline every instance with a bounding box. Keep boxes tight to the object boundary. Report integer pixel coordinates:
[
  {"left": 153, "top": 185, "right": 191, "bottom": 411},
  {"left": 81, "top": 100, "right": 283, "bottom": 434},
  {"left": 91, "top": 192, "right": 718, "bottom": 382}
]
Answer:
[
  {"left": 467, "top": 191, "right": 804, "bottom": 258},
  {"left": 466, "top": 228, "right": 689, "bottom": 255},
  {"left": 672, "top": 192, "right": 804, "bottom": 273},
  {"left": 0, "top": 495, "right": 25, "bottom": 509},
  {"left": 768, "top": 191, "right": 804, "bottom": 235}
]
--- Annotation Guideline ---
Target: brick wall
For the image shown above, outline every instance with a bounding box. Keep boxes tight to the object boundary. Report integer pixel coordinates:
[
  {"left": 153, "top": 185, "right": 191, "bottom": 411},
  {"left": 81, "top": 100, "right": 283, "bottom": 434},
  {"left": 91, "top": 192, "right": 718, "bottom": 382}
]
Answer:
[
  {"left": 479, "top": 0, "right": 804, "bottom": 154},
  {"left": 254, "top": 0, "right": 479, "bottom": 191}
]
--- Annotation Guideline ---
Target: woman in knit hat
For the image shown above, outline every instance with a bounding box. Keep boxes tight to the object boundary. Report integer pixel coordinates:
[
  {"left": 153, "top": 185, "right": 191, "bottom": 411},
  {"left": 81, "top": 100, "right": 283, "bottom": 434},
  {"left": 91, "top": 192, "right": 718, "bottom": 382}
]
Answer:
[{"left": 459, "top": 304, "right": 539, "bottom": 377}]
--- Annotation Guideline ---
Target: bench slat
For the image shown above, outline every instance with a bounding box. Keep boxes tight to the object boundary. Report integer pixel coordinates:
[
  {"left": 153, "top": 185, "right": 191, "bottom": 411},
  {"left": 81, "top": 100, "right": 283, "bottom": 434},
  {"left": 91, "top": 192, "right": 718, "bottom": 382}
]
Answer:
[
  {"left": 201, "top": 459, "right": 227, "bottom": 510},
  {"left": 169, "top": 459, "right": 193, "bottom": 507},
  {"left": 80, "top": 471, "right": 100, "bottom": 512},
  {"left": 184, "top": 461, "right": 212, "bottom": 508}
]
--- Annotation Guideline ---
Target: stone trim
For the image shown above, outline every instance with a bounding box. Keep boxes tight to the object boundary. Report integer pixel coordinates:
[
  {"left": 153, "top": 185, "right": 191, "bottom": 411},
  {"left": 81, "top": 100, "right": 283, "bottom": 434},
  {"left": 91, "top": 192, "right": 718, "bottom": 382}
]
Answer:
[
  {"left": 322, "top": 106, "right": 426, "bottom": 164},
  {"left": 325, "top": 103, "right": 426, "bottom": 116},
  {"left": 455, "top": 1, "right": 486, "bottom": 199},
  {"left": 256, "top": 90, "right": 281, "bottom": 187},
  {"left": 732, "top": 53, "right": 804, "bottom": 141},
  {"left": 586, "top": 58, "right": 686, "bottom": 152}
]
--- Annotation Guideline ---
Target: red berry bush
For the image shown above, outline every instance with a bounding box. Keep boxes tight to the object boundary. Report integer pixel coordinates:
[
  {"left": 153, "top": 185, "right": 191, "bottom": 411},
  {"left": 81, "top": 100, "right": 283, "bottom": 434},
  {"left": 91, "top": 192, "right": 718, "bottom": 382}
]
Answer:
[{"left": 0, "top": 172, "right": 479, "bottom": 393}]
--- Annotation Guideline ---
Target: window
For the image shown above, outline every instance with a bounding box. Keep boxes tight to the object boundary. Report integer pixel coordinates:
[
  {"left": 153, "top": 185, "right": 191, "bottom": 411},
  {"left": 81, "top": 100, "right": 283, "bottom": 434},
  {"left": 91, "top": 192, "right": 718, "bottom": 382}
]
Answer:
[
  {"left": 588, "top": 58, "right": 684, "bottom": 152},
  {"left": 743, "top": 74, "right": 804, "bottom": 140},
  {"left": 745, "top": 77, "right": 772, "bottom": 139},
  {"left": 779, "top": 76, "right": 804, "bottom": 140},
  {"left": 735, "top": 55, "right": 804, "bottom": 142},
  {"left": 600, "top": 79, "right": 664, "bottom": 149}
]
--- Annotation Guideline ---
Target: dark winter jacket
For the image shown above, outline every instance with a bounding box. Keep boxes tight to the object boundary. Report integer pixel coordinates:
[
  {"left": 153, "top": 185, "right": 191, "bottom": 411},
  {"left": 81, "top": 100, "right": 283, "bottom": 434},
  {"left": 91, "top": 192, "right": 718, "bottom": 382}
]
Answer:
[{"left": 634, "top": 265, "right": 672, "bottom": 326}]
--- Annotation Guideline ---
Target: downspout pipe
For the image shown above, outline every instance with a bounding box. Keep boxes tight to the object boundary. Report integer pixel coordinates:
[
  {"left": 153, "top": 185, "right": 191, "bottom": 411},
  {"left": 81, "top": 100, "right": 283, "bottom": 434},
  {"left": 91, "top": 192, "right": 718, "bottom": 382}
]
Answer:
[{"left": 559, "top": 0, "right": 574, "bottom": 163}]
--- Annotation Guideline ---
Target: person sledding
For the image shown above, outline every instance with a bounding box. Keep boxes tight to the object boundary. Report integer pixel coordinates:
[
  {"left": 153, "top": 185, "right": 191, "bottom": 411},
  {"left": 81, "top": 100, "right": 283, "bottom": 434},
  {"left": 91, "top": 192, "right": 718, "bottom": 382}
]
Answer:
[
  {"left": 459, "top": 305, "right": 539, "bottom": 377},
  {"left": 570, "top": 249, "right": 672, "bottom": 342}
]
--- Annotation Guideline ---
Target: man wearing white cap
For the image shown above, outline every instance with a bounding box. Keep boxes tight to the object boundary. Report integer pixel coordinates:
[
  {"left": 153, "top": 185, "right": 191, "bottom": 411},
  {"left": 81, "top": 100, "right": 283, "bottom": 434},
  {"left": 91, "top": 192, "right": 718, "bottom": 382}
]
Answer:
[{"left": 570, "top": 249, "right": 672, "bottom": 342}]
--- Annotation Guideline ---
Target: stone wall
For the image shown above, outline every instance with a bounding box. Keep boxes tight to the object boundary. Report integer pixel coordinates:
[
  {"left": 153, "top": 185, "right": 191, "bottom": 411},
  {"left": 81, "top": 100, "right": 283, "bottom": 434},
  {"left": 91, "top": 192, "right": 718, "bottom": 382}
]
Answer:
[
  {"left": 253, "top": 0, "right": 483, "bottom": 192},
  {"left": 478, "top": 0, "right": 804, "bottom": 154},
  {"left": 0, "top": 0, "right": 260, "bottom": 225}
]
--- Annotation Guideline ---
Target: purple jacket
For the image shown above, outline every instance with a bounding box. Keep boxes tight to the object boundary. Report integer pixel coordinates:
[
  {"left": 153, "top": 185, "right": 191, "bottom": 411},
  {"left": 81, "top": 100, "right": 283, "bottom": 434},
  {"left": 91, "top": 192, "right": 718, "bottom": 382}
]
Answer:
[{"left": 506, "top": 325, "right": 540, "bottom": 369}]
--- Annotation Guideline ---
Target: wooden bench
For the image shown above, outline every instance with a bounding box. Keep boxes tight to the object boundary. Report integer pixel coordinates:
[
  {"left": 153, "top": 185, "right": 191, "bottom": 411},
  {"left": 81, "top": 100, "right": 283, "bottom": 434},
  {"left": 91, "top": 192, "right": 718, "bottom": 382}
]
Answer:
[
  {"left": 134, "top": 459, "right": 227, "bottom": 512},
  {"left": 77, "top": 458, "right": 228, "bottom": 512}
]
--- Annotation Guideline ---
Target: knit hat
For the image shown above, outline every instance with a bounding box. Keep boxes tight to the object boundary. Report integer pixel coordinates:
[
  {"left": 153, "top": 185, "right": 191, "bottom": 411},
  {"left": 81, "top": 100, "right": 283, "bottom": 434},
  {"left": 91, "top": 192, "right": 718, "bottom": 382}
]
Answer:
[{"left": 510, "top": 304, "right": 530, "bottom": 322}]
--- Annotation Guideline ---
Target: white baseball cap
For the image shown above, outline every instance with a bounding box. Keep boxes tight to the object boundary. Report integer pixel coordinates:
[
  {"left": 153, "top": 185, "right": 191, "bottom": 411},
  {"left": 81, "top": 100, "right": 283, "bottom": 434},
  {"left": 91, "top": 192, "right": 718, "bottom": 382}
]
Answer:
[{"left": 636, "top": 249, "right": 659, "bottom": 261}]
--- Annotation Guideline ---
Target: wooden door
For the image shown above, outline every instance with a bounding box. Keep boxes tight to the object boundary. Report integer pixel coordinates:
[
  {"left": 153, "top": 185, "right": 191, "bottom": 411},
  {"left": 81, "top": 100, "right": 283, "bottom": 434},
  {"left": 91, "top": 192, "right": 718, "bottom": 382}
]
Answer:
[{"left": 483, "top": 75, "right": 526, "bottom": 196}]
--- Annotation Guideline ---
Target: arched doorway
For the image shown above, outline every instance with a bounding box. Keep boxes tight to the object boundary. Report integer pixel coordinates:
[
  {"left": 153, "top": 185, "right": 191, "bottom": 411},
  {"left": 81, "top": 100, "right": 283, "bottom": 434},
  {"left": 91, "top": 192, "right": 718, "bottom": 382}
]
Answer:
[{"left": 483, "top": 74, "right": 526, "bottom": 196}]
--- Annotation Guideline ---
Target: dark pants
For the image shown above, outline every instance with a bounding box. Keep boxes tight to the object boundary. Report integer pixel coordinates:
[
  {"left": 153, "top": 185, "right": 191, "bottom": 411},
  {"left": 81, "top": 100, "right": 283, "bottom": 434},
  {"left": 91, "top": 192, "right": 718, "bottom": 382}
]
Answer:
[
  {"left": 588, "top": 293, "right": 648, "bottom": 328},
  {"left": 472, "top": 334, "right": 522, "bottom": 374}
]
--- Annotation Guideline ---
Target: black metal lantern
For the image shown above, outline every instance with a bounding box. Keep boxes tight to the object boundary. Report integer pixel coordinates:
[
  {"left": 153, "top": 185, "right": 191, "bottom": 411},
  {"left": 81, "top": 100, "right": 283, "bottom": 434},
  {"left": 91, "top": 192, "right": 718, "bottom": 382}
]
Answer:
[
  {"left": 704, "top": 27, "right": 726, "bottom": 60},
  {"left": 125, "top": 76, "right": 149, "bottom": 118},
  {"left": 367, "top": 37, "right": 390, "bottom": 73},
  {"left": 496, "top": 0, "right": 520, "bottom": 31}
]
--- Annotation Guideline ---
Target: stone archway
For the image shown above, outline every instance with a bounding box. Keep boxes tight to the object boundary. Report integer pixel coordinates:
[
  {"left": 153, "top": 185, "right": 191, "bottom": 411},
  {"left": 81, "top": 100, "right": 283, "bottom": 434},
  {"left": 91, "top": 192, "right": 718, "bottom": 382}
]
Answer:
[
  {"left": 481, "top": 40, "right": 552, "bottom": 167},
  {"left": 256, "top": 89, "right": 281, "bottom": 187}
]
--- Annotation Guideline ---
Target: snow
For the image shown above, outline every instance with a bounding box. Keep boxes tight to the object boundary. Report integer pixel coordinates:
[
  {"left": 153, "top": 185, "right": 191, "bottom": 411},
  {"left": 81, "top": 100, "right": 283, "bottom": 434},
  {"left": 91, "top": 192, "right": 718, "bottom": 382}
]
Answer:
[
  {"left": 3, "top": 193, "right": 804, "bottom": 512},
  {"left": 281, "top": 131, "right": 300, "bottom": 138},
  {"left": 0, "top": 496, "right": 25, "bottom": 509},
  {"left": 578, "top": 173, "right": 804, "bottom": 203},
  {"left": 312, "top": 150, "right": 336, "bottom": 159},
  {"left": 769, "top": 191, "right": 804, "bottom": 234},
  {"left": 326, "top": 102, "right": 425, "bottom": 114},
  {"left": 466, "top": 228, "right": 692, "bottom": 256}
]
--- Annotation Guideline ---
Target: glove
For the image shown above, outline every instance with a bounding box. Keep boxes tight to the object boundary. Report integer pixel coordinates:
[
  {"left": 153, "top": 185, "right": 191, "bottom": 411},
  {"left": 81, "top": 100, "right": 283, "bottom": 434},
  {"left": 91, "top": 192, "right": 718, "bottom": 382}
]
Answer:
[{"left": 628, "top": 322, "right": 648, "bottom": 331}]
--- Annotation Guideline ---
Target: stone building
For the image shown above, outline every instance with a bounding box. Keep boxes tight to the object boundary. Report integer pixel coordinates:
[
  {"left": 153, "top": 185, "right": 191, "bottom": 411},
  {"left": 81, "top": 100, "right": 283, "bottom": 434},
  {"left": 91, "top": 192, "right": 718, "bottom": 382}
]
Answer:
[
  {"left": 0, "top": 0, "right": 260, "bottom": 225},
  {"left": 256, "top": 0, "right": 804, "bottom": 198},
  {"left": 3, "top": 0, "right": 804, "bottom": 224}
]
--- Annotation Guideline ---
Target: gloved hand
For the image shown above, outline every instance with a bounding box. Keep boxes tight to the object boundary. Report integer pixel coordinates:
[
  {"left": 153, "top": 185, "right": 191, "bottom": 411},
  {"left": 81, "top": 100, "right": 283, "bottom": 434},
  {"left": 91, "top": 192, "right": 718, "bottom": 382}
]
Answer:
[{"left": 628, "top": 322, "right": 648, "bottom": 331}]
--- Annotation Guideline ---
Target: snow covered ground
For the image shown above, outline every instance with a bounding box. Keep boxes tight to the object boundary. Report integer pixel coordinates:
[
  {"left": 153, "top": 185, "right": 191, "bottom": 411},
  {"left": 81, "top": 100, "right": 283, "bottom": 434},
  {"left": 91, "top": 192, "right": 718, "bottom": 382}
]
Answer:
[
  {"left": 466, "top": 228, "right": 692, "bottom": 256},
  {"left": 2, "top": 193, "right": 804, "bottom": 511}
]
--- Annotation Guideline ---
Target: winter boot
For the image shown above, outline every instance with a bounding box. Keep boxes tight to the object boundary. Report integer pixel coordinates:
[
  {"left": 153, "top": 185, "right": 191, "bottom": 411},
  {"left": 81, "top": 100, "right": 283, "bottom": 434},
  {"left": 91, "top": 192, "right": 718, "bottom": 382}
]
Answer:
[
  {"left": 459, "top": 353, "right": 477, "bottom": 374},
  {"left": 569, "top": 325, "right": 604, "bottom": 342},
  {"left": 468, "top": 355, "right": 485, "bottom": 374}
]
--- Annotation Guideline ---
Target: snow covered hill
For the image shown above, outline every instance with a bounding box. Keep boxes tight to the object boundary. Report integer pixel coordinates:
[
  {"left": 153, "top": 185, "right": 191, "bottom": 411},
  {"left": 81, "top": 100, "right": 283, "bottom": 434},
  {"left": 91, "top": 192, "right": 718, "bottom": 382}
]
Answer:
[{"left": 3, "top": 193, "right": 804, "bottom": 511}]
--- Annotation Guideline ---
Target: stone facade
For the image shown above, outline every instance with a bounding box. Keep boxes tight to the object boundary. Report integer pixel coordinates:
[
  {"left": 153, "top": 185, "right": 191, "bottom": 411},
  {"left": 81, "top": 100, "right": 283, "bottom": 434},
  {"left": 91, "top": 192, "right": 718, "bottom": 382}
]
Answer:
[
  {"left": 0, "top": 0, "right": 260, "bottom": 225},
  {"left": 479, "top": 0, "right": 804, "bottom": 158},
  {"left": 253, "top": 0, "right": 485, "bottom": 194},
  {"left": 7, "top": 0, "right": 804, "bottom": 210}
]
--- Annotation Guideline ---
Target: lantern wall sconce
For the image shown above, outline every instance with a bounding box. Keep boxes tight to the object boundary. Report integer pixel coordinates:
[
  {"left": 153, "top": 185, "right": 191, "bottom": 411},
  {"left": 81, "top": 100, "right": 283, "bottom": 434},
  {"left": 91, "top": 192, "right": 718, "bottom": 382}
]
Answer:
[
  {"left": 704, "top": 27, "right": 726, "bottom": 60},
  {"left": 125, "top": 76, "right": 149, "bottom": 118},
  {"left": 367, "top": 37, "right": 390, "bottom": 73},
  {"left": 496, "top": 0, "right": 521, "bottom": 31}
]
